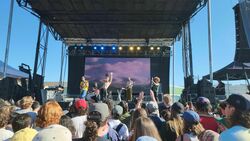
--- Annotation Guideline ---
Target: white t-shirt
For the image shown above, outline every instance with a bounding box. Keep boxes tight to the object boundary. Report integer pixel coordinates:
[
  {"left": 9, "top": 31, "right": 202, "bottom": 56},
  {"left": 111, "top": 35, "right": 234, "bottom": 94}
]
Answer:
[
  {"left": 220, "top": 125, "right": 250, "bottom": 141},
  {"left": 0, "top": 128, "right": 14, "bottom": 141},
  {"left": 108, "top": 119, "right": 129, "bottom": 140},
  {"left": 71, "top": 115, "right": 87, "bottom": 139}
]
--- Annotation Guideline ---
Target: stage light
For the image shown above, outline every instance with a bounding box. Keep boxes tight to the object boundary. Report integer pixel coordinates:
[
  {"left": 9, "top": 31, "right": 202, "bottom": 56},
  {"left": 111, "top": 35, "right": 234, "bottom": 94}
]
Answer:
[
  {"left": 157, "top": 47, "right": 160, "bottom": 50},
  {"left": 118, "top": 47, "right": 123, "bottom": 50},
  {"left": 150, "top": 47, "right": 154, "bottom": 50},
  {"left": 137, "top": 47, "right": 141, "bottom": 50},
  {"left": 112, "top": 47, "right": 116, "bottom": 50},
  {"left": 101, "top": 47, "right": 104, "bottom": 50},
  {"left": 93, "top": 46, "right": 97, "bottom": 50},
  {"left": 129, "top": 46, "right": 134, "bottom": 51}
]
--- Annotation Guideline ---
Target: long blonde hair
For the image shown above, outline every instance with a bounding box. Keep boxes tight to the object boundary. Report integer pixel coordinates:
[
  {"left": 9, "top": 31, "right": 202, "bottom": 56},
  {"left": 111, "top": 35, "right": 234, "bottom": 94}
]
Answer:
[
  {"left": 168, "top": 111, "right": 184, "bottom": 137},
  {"left": 130, "top": 108, "right": 147, "bottom": 130},
  {"left": 133, "top": 117, "right": 162, "bottom": 141}
]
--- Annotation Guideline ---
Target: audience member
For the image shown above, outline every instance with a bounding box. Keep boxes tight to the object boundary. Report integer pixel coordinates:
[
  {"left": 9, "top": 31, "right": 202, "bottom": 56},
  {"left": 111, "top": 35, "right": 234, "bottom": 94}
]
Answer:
[
  {"left": 118, "top": 101, "right": 131, "bottom": 128},
  {"left": 158, "top": 94, "right": 172, "bottom": 114},
  {"left": 132, "top": 117, "right": 162, "bottom": 141},
  {"left": 71, "top": 99, "right": 88, "bottom": 139},
  {"left": 31, "top": 101, "right": 41, "bottom": 114},
  {"left": 220, "top": 94, "right": 250, "bottom": 141},
  {"left": 176, "top": 110, "right": 219, "bottom": 141},
  {"left": 160, "top": 109, "right": 171, "bottom": 122},
  {"left": 196, "top": 97, "right": 219, "bottom": 132},
  {"left": 33, "top": 100, "right": 72, "bottom": 141},
  {"left": 60, "top": 115, "right": 76, "bottom": 137},
  {"left": 0, "top": 106, "right": 14, "bottom": 141},
  {"left": 15, "top": 96, "right": 33, "bottom": 114},
  {"left": 109, "top": 105, "right": 129, "bottom": 140},
  {"left": 83, "top": 103, "right": 118, "bottom": 141},
  {"left": 11, "top": 114, "right": 38, "bottom": 141},
  {"left": 216, "top": 101, "right": 230, "bottom": 132},
  {"left": 160, "top": 102, "right": 184, "bottom": 141},
  {"left": 130, "top": 108, "right": 148, "bottom": 135}
]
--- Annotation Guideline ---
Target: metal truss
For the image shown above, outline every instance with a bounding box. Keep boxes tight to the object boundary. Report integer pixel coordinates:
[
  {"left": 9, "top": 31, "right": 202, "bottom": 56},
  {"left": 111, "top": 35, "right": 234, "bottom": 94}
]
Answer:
[
  {"left": 182, "top": 21, "right": 194, "bottom": 87},
  {"left": 33, "top": 20, "right": 49, "bottom": 78},
  {"left": 64, "top": 38, "right": 174, "bottom": 47},
  {"left": 16, "top": 0, "right": 40, "bottom": 18},
  {"left": 68, "top": 46, "right": 170, "bottom": 58},
  {"left": 190, "top": 0, "right": 208, "bottom": 19}
]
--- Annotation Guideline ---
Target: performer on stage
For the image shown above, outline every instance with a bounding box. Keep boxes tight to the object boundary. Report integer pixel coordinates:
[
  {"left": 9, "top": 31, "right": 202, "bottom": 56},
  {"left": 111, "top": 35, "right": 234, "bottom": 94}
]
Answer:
[
  {"left": 215, "top": 80, "right": 225, "bottom": 95},
  {"left": 100, "top": 72, "right": 113, "bottom": 101},
  {"left": 151, "top": 76, "right": 160, "bottom": 102},
  {"left": 125, "top": 77, "right": 134, "bottom": 101},
  {"left": 80, "top": 76, "right": 89, "bottom": 99}
]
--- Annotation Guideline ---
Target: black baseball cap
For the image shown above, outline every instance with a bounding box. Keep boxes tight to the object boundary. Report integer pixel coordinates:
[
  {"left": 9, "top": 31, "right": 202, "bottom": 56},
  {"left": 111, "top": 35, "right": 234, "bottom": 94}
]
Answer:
[{"left": 226, "top": 94, "right": 250, "bottom": 111}]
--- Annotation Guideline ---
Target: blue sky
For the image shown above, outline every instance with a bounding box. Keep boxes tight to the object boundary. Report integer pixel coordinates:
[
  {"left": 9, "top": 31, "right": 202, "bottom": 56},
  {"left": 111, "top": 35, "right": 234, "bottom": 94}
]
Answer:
[{"left": 0, "top": 0, "right": 238, "bottom": 87}]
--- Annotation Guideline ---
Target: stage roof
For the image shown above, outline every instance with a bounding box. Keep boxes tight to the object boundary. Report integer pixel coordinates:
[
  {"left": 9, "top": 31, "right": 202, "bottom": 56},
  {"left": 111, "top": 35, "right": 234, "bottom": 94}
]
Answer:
[{"left": 18, "top": 0, "right": 206, "bottom": 46}]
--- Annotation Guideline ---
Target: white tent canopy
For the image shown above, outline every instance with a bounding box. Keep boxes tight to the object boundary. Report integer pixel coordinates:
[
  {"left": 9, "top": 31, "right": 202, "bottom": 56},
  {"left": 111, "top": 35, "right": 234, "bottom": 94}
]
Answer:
[{"left": 0, "top": 60, "right": 29, "bottom": 79}]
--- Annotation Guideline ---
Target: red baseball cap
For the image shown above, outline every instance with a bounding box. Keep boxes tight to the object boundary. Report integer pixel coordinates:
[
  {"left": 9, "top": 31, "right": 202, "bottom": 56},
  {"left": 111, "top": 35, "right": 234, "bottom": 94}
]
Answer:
[{"left": 75, "top": 99, "right": 88, "bottom": 110}]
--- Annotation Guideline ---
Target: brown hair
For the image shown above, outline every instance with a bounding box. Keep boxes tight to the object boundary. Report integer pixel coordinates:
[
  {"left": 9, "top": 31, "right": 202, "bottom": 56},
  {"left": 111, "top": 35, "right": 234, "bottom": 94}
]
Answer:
[
  {"left": 20, "top": 96, "right": 33, "bottom": 109},
  {"left": 12, "top": 114, "right": 32, "bottom": 132},
  {"left": 230, "top": 109, "right": 250, "bottom": 128},
  {"left": 59, "top": 115, "right": 76, "bottom": 135},
  {"left": 133, "top": 117, "right": 162, "bottom": 141},
  {"left": 36, "top": 100, "right": 63, "bottom": 128},
  {"left": 83, "top": 111, "right": 108, "bottom": 141},
  {"left": 0, "top": 106, "right": 11, "bottom": 128},
  {"left": 130, "top": 108, "right": 147, "bottom": 130},
  {"left": 183, "top": 121, "right": 204, "bottom": 136},
  {"left": 161, "top": 109, "right": 171, "bottom": 121}
]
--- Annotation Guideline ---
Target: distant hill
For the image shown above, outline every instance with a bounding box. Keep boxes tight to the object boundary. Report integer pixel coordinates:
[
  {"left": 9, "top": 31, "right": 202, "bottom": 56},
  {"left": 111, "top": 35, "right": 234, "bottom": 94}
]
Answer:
[{"left": 44, "top": 82, "right": 67, "bottom": 87}]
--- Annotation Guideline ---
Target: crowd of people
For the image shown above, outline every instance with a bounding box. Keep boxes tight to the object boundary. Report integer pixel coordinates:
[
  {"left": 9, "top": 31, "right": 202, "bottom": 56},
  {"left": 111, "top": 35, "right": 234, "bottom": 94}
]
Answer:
[{"left": 0, "top": 87, "right": 250, "bottom": 141}]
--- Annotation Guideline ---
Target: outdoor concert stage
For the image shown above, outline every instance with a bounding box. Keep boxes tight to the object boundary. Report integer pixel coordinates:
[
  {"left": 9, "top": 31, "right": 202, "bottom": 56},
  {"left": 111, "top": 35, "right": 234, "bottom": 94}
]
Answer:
[
  {"left": 67, "top": 46, "right": 170, "bottom": 96},
  {"left": 16, "top": 0, "right": 207, "bottom": 101}
]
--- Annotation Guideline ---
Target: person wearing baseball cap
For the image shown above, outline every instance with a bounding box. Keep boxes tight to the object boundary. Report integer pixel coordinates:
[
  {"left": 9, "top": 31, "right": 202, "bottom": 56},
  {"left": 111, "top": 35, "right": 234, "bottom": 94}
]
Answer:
[
  {"left": 108, "top": 105, "right": 129, "bottom": 140},
  {"left": 220, "top": 94, "right": 250, "bottom": 141},
  {"left": 71, "top": 99, "right": 88, "bottom": 139},
  {"left": 196, "top": 97, "right": 219, "bottom": 132},
  {"left": 83, "top": 103, "right": 118, "bottom": 141},
  {"left": 160, "top": 102, "right": 184, "bottom": 141},
  {"left": 176, "top": 111, "right": 219, "bottom": 141}
]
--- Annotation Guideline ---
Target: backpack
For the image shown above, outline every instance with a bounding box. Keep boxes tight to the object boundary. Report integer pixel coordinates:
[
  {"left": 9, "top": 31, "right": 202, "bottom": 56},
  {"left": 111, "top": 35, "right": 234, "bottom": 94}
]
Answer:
[
  {"left": 113, "top": 123, "right": 126, "bottom": 141},
  {"left": 114, "top": 123, "right": 124, "bottom": 133}
]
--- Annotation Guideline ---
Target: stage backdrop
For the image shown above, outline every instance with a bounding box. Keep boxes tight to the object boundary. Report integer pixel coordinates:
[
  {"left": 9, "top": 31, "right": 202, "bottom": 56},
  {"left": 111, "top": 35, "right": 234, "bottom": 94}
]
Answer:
[{"left": 68, "top": 55, "right": 170, "bottom": 95}]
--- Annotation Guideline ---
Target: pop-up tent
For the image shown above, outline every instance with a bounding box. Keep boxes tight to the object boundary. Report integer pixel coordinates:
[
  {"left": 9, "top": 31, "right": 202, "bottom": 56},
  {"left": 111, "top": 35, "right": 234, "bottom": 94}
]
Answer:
[
  {"left": 0, "top": 60, "right": 29, "bottom": 79},
  {"left": 203, "top": 61, "right": 250, "bottom": 81}
]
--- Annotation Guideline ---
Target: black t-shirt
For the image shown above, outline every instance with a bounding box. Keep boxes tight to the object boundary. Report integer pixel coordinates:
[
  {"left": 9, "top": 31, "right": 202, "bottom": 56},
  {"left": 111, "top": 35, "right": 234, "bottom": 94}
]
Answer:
[{"left": 160, "top": 122, "right": 178, "bottom": 141}]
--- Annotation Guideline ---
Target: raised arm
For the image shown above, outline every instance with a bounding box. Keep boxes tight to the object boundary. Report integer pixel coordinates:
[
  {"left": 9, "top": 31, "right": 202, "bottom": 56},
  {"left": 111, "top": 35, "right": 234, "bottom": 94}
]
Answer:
[
  {"left": 151, "top": 77, "right": 156, "bottom": 85},
  {"left": 109, "top": 72, "right": 113, "bottom": 83},
  {"left": 150, "top": 90, "right": 157, "bottom": 103},
  {"left": 135, "top": 91, "right": 144, "bottom": 109}
]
